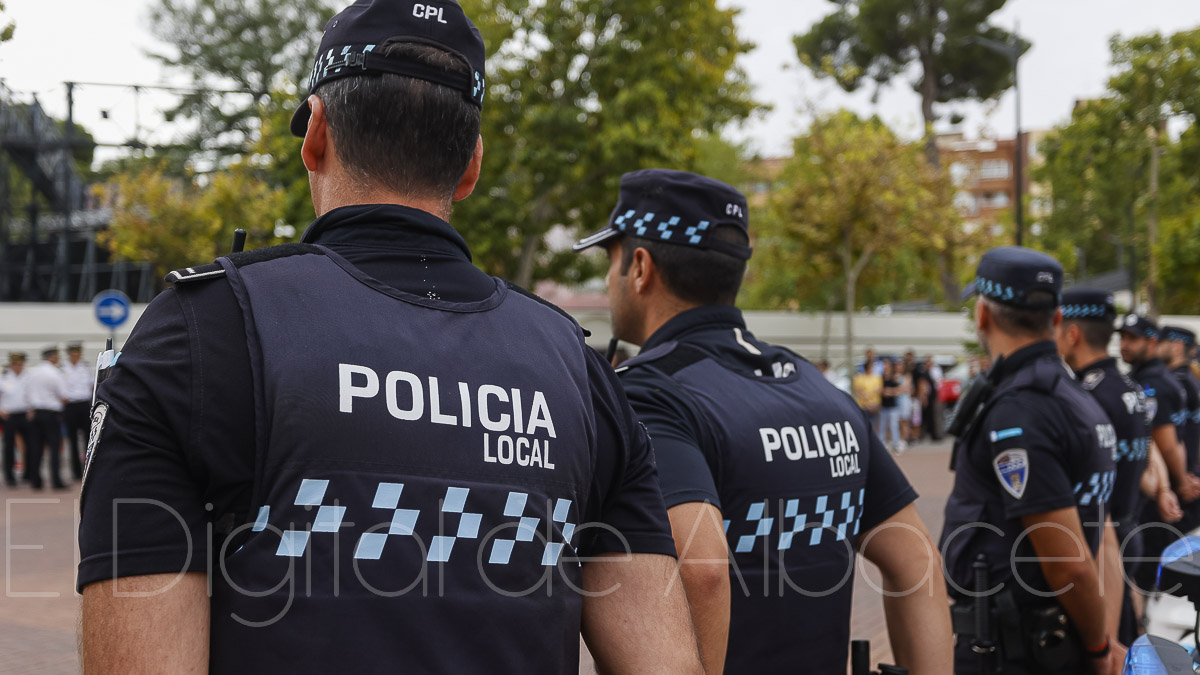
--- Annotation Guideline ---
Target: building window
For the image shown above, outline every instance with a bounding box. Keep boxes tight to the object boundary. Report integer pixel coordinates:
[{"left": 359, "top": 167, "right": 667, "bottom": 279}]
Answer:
[{"left": 980, "top": 159, "right": 1011, "bottom": 180}]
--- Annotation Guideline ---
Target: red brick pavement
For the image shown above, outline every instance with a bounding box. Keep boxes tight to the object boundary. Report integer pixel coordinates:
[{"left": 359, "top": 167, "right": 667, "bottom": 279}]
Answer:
[{"left": 0, "top": 443, "right": 955, "bottom": 674}]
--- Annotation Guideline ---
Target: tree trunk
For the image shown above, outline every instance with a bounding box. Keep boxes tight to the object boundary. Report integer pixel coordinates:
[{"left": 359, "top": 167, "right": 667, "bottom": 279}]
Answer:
[
  {"left": 1146, "top": 122, "right": 1161, "bottom": 317},
  {"left": 514, "top": 234, "right": 540, "bottom": 289},
  {"left": 821, "top": 293, "right": 834, "bottom": 364}
]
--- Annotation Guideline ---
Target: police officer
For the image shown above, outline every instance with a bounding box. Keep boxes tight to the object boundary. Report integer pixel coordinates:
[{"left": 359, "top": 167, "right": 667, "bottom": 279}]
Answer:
[
  {"left": 940, "top": 248, "right": 1121, "bottom": 673},
  {"left": 0, "top": 351, "right": 28, "bottom": 487},
  {"left": 573, "top": 169, "right": 954, "bottom": 674},
  {"left": 77, "top": 2, "right": 702, "bottom": 672},
  {"left": 1055, "top": 288, "right": 1156, "bottom": 646},
  {"left": 1158, "top": 326, "right": 1200, "bottom": 492},
  {"left": 62, "top": 342, "right": 93, "bottom": 481},
  {"left": 1119, "top": 314, "right": 1199, "bottom": 595},
  {"left": 24, "top": 345, "right": 68, "bottom": 490}
]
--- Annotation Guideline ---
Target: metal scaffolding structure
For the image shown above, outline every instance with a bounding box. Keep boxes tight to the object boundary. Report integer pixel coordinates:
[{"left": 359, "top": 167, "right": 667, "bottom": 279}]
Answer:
[{"left": 0, "top": 81, "right": 155, "bottom": 303}]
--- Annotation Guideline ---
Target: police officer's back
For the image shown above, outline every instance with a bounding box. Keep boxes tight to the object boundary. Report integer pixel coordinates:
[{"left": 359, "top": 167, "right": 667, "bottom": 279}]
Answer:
[
  {"left": 77, "top": 2, "right": 702, "bottom": 672},
  {"left": 574, "top": 169, "right": 954, "bottom": 674},
  {"left": 940, "top": 248, "right": 1120, "bottom": 673}
]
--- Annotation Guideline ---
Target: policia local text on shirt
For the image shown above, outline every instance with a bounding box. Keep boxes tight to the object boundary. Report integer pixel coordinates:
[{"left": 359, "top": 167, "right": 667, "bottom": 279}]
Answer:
[
  {"left": 77, "top": 1, "right": 704, "bottom": 672},
  {"left": 942, "top": 247, "right": 1122, "bottom": 674}
]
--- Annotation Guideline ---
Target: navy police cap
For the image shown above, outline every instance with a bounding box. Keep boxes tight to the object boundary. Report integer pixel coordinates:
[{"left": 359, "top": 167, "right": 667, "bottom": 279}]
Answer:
[
  {"left": 962, "top": 246, "right": 1063, "bottom": 309},
  {"left": 1162, "top": 325, "right": 1197, "bottom": 347},
  {"left": 290, "top": 0, "right": 487, "bottom": 138},
  {"left": 1118, "top": 314, "right": 1159, "bottom": 340},
  {"left": 1060, "top": 287, "right": 1116, "bottom": 323},
  {"left": 573, "top": 169, "right": 753, "bottom": 260}
]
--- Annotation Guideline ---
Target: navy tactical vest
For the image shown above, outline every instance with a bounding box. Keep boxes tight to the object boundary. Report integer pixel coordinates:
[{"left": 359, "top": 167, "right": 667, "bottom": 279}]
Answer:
[
  {"left": 943, "top": 351, "right": 1117, "bottom": 604},
  {"left": 207, "top": 245, "right": 594, "bottom": 673},
  {"left": 623, "top": 341, "right": 876, "bottom": 674}
]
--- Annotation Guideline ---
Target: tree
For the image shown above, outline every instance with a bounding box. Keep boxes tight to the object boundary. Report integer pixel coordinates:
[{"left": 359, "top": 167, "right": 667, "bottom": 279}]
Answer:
[
  {"left": 100, "top": 162, "right": 293, "bottom": 279},
  {"left": 747, "top": 111, "right": 957, "bottom": 363},
  {"left": 1033, "top": 29, "right": 1200, "bottom": 315},
  {"left": 148, "top": 0, "right": 332, "bottom": 156},
  {"left": 794, "top": 0, "right": 1024, "bottom": 167},
  {"left": 1107, "top": 29, "right": 1200, "bottom": 314},
  {"left": 1034, "top": 98, "right": 1147, "bottom": 280},
  {"left": 0, "top": 2, "right": 14, "bottom": 44},
  {"left": 457, "top": 0, "right": 761, "bottom": 287}
]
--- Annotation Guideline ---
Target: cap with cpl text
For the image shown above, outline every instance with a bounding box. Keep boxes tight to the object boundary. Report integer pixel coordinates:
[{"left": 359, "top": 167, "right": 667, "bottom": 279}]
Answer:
[
  {"left": 572, "top": 169, "right": 752, "bottom": 260},
  {"left": 1060, "top": 288, "right": 1117, "bottom": 323},
  {"left": 961, "top": 246, "right": 1063, "bottom": 309},
  {"left": 290, "top": 0, "right": 487, "bottom": 137},
  {"left": 1118, "top": 314, "right": 1158, "bottom": 340},
  {"left": 1162, "top": 325, "right": 1197, "bottom": 347}
]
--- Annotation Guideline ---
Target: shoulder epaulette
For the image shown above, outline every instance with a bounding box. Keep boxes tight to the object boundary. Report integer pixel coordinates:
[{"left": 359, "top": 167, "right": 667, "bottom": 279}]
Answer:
[
  {"left": 166, "top": 243, "right": 327, "bottom": 284},
  {"left": 504, "top": 281, "right": 591, "bottom": 338},
  {"left": 165, "top": 262, "right": 226, "bottom": 284},
  {"left": 616, "top": 342, "right": 708, "bottom": 376}
]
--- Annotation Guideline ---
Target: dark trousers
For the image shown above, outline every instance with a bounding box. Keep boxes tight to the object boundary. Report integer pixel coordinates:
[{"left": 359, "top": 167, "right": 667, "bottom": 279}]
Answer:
[
  {"left": 2, "top": 413, "right": 26, "bottom": 484},
  {"left": 64, "top": 400, "right": 90, "bottom": 480},
  {"left": 26, "top": 409, "right": 64, "bottom": 488}
]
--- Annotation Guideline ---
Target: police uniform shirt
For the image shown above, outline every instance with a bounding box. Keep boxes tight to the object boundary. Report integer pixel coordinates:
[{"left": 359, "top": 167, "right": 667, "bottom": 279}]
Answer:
[
  {"left": 942, "top": 342, "right": 1117, "bottom": 603},
  {"left": 1077, "top": 357, "right": 1150, "bottom": 524},
  {"left": 0, "top": 370, "right": 28, "bottom": 414},
  {"left": 77, "top": 204, "right": 677, "bottom": 673},
  {"left": 24, "top": 360, "right": 66, "bottom": 412},
  {"left": 617, "top": 305, "right": 917, "bottom": 674},
  {"left": 1170, "top": 364, "right": 1200, "bottom": 472},
  {"left": 1131, "top": 358, "right": 1186, "bottom": 436},
  {"left": 63, "top": 358, "right": 94, "bottom": 403}
]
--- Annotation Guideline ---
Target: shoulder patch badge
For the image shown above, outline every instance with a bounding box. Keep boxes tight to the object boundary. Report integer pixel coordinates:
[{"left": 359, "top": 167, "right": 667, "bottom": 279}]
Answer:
[
  {"left": 82, "top": 401, "right": 109, "bottom": 487},
  {"left": 1082, "top": 370, "right": 1104, "bottom": 391},
  {"left": 993, "top": 449, "right": 1030, "bottom": 499}
]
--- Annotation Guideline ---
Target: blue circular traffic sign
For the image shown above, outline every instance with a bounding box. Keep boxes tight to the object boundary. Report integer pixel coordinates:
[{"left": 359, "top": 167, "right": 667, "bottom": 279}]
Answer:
[{"left": 93, "top": 290, "right": 132, "bottom": 329}]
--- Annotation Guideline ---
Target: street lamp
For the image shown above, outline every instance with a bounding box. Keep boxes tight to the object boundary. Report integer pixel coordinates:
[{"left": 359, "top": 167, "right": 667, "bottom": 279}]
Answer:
[{"left": 966, "top": 31, "right": 1024, "bottom": 246}]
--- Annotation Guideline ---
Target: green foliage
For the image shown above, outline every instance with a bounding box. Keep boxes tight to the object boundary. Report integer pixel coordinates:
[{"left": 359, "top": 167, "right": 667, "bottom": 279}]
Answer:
[
  {"left": 742, "top": 111, "right": 958, "bottom": 311},
  {"left": 0, "top": 1, "right": 14, "bottom": 44},
  {"left": 148, "top": 0, "right": 333, "bottom": 155},
  {"left": 457, "top": 0, "right": 761, "bottom": 286},
  {"left": 1033, "top": 98, "right": 1146, "bottom": 275},
  {"left": 101, "top": 162, "right": 293, "bottom": 276},
  {"left": 1033, "top": 28, "right": 1200, "bottom": 313},
  {"left": 794, "top": 0, "right": 1024, "bottom": 129}
]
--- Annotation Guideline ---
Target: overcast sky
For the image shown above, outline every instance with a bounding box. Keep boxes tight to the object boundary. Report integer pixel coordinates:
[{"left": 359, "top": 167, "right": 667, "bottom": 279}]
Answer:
[{"left": 4, "top": 0, "right": 1200, "bottom": 161}]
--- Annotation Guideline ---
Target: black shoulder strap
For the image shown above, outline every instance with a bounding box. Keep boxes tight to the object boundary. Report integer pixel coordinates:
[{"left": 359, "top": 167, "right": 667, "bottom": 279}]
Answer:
[
  {"left": 617, "top": 342, "right": 709, "bottom": 377},
  {"left": 503, "top": 280, "right": 591, "bottom": 338},
  {"left": 167, "top": 243, "right": 326, "bottom": 284}
]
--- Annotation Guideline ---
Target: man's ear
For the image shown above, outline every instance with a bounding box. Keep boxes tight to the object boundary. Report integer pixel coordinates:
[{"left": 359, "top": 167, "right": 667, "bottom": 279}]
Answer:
[
  {"left": 975, "top": 297, "right": 989, "bottom": 334},
  {"left": 629, "top": 247, "right": 655, "bottom": 295},
  {"left": 453, "top": 135, "right": 484, "bottom": 202},
  {"left": 1051, "top": 307, "right": 1063, "bottom": 332},
  {"left": 301, "top": 96, "right": 328, "bottom": 173}
]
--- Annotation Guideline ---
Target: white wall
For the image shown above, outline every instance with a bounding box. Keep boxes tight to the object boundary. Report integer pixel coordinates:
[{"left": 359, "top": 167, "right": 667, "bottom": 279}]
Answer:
[{"left": 0, "top": 303, "right": 1195, "bottom": 369}]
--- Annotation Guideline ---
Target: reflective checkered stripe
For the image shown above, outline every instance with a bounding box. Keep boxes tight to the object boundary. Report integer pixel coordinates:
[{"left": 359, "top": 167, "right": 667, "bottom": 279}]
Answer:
[
  {"left": 1073, "top": 470, "right": 1116, "bottom": 507},
  {"left": 245, "top": 476, "right": 578, "bottom": 571},
  {"left": 1061, "top": 304, "right": 1109, "bottom": 319},
  {"left": 728, "top": 489, "right": 866, "bottom": 555},
  {"left": 612, "top": 209, "right": 713, "bottom": 244}
]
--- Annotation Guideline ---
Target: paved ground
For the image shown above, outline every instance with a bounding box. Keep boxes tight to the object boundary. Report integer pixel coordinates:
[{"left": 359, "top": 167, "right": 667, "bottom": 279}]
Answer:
[{"left": 0, "top": 441, "right": 955, "bottom": 674}]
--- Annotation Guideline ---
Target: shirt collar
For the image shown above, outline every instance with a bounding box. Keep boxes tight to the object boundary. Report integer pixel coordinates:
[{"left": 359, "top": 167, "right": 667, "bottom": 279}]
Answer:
[
  {"left": 301, "top": 204, "right": 473, "bottom": 261},
  {"left": 1076, "top": 356, "right": 1118, "bottom": 377},
  {"left": 1132, "top": 357, "right": 1166, "bottom": 378},
  {"left": 988, "top": 340, "right": 1059, "bottom": 384},
  {"left": 641, "top": 305, "right": 745, "bottom": 353}
]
